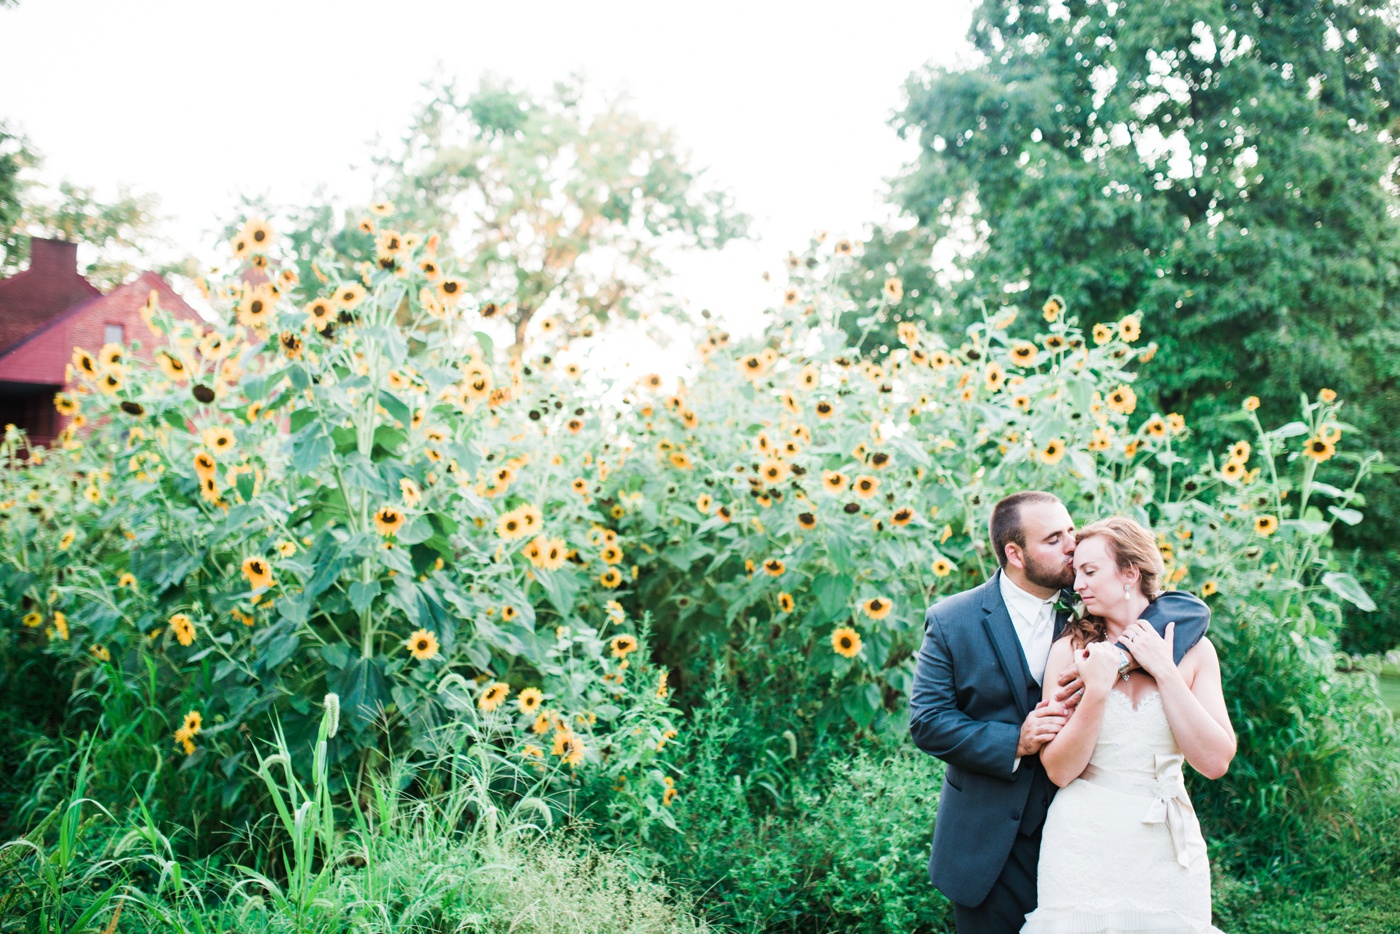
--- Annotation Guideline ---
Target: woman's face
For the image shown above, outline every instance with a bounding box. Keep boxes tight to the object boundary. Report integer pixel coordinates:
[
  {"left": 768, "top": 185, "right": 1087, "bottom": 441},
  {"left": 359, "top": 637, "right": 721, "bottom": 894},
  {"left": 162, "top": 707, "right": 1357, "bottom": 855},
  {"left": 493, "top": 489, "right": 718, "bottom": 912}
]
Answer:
[{"left": 1073, "top": 535, "right": 1136, "bottom": 616}]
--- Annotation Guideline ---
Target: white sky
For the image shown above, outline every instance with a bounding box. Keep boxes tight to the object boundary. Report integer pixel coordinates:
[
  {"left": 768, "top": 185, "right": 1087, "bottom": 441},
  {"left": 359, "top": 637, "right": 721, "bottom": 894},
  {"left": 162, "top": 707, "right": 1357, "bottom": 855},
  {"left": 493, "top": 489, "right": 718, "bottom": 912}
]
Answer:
[{"left": 1, "top": 0, "right": 973, "bottom": 365}]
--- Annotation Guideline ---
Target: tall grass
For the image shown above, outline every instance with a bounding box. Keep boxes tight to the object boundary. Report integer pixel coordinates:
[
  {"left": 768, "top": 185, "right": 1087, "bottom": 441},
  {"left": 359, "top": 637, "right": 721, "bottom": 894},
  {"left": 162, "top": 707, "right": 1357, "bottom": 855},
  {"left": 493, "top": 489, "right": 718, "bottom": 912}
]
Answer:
[{"left": 0, "top": 696, "right": 712, "bottom": 933}]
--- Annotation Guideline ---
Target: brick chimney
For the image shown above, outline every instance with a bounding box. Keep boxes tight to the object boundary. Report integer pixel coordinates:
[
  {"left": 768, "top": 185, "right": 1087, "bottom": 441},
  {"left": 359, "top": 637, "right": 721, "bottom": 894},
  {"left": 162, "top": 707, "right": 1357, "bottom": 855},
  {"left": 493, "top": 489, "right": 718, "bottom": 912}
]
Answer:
[
  {"left": 0, "top": 236, "right": 102, "bottom": 352},
  {"left": 26, "top": 237, "right": 80, "bottom": 277}
]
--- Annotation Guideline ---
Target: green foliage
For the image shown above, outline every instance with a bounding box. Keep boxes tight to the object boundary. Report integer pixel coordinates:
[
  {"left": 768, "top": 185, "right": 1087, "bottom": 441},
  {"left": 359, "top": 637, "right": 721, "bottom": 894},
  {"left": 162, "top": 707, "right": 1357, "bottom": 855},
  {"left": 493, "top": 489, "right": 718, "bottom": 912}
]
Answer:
[
  {"left": 873, "top": 0, "right": 1400, "bottom": 650},
  {"left": 1, "top": 209, "right": 1396, "bottom": 917},
  {"left": 650, "top": 680, "right": 952, "bottom": 933},
  {"left": 0, "top": 703, "right": 710, "bottom": 934}
]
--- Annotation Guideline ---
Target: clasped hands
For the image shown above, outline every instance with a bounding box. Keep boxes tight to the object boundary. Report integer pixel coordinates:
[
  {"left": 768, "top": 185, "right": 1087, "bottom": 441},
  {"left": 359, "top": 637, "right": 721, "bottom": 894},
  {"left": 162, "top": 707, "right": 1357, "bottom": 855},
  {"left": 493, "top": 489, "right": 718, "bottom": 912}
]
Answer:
[{"left": 1016, "top": 620, "right": 1176, "bottom": 758}]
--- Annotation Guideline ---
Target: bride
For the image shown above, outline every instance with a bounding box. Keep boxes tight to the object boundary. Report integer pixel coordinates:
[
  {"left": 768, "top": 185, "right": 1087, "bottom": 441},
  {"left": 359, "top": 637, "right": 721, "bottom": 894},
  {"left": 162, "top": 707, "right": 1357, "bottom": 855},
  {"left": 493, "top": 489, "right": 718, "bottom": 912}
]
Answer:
[{"left": 1022, "top": 517, "right": 1236, "bottom": 934}]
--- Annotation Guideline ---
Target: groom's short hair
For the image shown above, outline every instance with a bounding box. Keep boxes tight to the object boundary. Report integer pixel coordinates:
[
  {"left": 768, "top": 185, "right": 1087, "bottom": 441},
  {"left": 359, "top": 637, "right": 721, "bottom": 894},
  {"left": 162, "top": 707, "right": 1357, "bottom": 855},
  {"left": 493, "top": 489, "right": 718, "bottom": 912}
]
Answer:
[{"left": 989, "top": 491, "right": 1063, "bottom": 567}]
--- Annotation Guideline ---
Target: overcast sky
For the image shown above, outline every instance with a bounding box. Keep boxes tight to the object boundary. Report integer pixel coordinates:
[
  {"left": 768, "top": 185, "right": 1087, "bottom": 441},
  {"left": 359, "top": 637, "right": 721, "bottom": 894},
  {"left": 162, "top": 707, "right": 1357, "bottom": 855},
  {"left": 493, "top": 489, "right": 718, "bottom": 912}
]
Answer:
[{"left": 2, "top": 0, "right": 974, "bottom": 348}]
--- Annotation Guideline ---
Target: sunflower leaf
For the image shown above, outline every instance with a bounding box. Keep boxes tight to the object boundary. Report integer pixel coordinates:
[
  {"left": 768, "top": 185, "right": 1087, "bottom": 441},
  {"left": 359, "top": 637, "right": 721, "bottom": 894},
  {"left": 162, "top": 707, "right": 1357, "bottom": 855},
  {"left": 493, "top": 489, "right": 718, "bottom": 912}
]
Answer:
[
  {"left": 1321, "top": 571, "right": 1376, "bottom": 612},
  {"left": 348, "top": 580, "right": 381, "bottom": 614}
]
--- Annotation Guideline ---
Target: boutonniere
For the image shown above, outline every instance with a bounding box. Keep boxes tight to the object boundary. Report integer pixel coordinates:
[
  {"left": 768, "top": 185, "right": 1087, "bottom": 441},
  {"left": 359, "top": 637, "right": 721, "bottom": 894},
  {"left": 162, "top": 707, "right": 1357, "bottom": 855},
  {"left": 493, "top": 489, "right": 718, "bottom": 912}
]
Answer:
[{"left": 1053, "top": 592, "right": 1085, "bottom": 621}]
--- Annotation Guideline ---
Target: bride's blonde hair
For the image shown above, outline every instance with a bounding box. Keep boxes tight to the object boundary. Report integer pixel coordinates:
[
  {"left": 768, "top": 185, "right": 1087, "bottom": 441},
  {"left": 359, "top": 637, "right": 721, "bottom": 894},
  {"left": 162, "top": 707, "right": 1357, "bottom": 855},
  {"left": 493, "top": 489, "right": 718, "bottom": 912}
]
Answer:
[{"left": 1064, "top": 516, "right": 1166, "bottom": 648}]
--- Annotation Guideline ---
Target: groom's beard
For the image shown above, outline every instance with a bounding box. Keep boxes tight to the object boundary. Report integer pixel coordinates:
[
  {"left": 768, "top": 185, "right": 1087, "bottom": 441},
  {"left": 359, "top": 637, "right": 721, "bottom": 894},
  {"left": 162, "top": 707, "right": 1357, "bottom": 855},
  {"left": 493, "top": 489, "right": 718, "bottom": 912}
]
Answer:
[{"left": 1024, "top": 552, "right": 1074, "bottom": 592}]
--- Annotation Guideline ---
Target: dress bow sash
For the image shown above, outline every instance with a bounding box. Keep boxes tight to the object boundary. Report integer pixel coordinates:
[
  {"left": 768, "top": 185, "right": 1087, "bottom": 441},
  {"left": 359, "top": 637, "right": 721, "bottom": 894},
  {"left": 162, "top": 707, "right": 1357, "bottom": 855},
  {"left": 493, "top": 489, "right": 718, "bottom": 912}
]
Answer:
[
  {"left": 1078, "top": 753, "right": 1207, "bottom": 869},
  {"left": 1140, "top": 753, "right": 1206, "bottom": 868}
]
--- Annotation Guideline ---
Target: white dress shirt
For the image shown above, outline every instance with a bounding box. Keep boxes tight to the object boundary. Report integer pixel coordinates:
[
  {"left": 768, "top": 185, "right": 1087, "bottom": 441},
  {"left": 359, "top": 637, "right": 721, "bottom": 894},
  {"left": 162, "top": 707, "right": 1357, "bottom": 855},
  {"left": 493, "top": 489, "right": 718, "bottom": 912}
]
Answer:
[
  {"left": 1001, "top": 572, "right": 1059, "bottom": 773},
  {"left": 999, "top": 571, "right": 1058, "bottom": 687}
]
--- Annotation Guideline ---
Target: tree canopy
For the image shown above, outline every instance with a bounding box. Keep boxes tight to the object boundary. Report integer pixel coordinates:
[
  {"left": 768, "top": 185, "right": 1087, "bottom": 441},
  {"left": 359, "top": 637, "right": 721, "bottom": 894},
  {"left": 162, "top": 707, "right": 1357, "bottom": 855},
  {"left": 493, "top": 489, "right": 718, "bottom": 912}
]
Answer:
[{"left": 868, "top": 0, "right": 1400, "bottom": 648}]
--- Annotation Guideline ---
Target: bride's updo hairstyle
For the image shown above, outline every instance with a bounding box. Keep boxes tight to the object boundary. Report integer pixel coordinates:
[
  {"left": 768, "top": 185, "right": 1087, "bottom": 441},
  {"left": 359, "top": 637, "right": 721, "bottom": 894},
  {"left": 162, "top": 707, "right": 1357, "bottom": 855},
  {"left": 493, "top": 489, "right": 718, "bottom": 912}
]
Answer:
[{"left": 1064, "top": 516, "right": 1167, "bottom": 647}]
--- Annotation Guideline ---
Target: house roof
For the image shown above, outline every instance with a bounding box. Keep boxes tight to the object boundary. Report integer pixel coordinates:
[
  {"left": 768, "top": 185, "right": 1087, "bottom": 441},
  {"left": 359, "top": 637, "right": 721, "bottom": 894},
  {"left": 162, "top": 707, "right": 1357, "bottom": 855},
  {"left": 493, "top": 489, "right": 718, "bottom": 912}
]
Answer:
[
  {"left": 0, "top": 271, "right": 201, "bottom": 361},
  {"left": 0, "top": 239, "right": 101, "bottom": 350}
]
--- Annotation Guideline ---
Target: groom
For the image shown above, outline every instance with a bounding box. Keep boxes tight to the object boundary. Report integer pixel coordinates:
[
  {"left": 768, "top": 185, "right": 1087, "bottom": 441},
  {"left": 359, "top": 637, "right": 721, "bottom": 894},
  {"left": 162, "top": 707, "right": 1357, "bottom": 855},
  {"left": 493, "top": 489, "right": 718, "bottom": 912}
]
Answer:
[{"left": 910, "top": 491, "right": 1209, "bottom": 933}]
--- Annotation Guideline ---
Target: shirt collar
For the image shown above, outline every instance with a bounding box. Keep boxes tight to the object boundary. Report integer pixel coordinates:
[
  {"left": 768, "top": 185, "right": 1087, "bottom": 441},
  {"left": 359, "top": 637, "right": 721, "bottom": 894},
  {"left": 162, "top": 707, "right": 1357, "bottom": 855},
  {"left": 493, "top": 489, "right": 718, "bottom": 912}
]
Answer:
[{"left": 999, "top": 570, "right": 1058, "bottom": 623}]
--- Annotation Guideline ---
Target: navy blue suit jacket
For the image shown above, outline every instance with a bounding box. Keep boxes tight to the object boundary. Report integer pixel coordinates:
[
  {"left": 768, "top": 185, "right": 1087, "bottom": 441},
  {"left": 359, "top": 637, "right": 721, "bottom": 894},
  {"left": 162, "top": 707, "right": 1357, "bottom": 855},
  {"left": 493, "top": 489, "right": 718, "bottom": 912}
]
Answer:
[{"left": 909, "top": 570, "right": 1209, "bottom": 908}]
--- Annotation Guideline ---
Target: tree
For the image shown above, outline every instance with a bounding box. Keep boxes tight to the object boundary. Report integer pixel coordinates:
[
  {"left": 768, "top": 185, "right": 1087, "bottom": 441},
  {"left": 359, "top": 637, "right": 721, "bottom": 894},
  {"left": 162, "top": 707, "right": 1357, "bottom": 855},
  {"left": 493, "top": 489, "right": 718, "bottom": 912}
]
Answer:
[
  {"left": 1, "top": 123, "right": 167, "bottom": 290},
  {"left": 874, "top": 0, "right": 1400, "bottom": 650},
  {"left": 278, "top": 74, "right": 747, "bottom": 350}
]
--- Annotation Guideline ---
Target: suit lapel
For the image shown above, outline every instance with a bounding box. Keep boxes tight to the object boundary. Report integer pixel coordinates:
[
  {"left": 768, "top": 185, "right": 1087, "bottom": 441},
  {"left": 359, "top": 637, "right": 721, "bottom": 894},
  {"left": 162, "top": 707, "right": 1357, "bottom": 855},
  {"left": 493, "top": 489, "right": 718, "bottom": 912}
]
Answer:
[{"left": 982, "top": 571, "right": 1033, "bottom": 719}]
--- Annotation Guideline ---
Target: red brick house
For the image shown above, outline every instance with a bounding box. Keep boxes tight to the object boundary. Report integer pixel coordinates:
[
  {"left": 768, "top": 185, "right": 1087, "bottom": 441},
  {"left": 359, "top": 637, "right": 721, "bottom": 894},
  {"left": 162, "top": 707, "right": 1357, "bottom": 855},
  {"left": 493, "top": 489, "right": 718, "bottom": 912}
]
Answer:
[{"left": 0, "top": 238, "right": 202, "bottom": 447}]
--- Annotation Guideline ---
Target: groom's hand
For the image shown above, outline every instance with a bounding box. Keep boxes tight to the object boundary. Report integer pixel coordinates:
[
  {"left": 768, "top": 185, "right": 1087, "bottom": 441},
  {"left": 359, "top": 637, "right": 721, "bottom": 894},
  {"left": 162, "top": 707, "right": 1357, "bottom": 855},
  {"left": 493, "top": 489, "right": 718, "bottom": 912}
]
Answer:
[
  {"left": 1053, "top": 664, "right": 1085, "bottom": 710},
  {"left": 1016, "top": 700, "right": 1067, "bottom": 757}
]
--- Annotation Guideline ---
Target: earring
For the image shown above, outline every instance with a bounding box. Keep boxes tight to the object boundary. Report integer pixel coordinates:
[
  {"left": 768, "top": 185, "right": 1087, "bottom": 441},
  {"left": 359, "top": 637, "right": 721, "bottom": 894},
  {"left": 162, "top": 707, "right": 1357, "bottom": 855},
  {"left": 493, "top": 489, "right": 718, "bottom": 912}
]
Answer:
[{"left": 1124, "top": 583, "right": 1131, "bottom": 598}]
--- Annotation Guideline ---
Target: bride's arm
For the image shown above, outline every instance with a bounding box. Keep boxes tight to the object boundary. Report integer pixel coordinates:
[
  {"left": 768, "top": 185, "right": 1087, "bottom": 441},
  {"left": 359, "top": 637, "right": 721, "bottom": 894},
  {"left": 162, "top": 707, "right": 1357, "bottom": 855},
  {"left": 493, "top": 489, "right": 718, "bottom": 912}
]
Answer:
[
  {"left": 1039, "top": 638, "right": 1120, "bottom": 787},
  {"left": 1125, "top": 622, "right": 1236, "bottom": 778}
]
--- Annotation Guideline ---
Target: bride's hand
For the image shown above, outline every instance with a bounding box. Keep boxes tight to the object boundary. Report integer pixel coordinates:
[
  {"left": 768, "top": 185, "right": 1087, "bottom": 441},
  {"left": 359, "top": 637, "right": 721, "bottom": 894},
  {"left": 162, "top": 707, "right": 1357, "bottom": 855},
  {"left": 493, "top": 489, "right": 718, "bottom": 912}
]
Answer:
[
  {"left": 1077, "top": 642, "right": 1121, "bottom": 694},
  {"left": 1123, "top": 620, "right": 1174, "bottom": 678}
]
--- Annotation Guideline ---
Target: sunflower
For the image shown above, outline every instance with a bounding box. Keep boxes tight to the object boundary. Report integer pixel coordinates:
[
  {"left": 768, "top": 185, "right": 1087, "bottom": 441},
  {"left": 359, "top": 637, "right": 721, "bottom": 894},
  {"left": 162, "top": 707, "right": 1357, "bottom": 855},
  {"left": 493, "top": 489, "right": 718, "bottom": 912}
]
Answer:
[
  {"left": 1009, "top": 341, "right": 1039, "bottom": 367},
  {"left": 1117, "top": 316, "right": 1141, "bottom": 343},
  {"left": 1303, "top": 436, "right": 1335, "bottom": 462},
  {"left": 1142, "top": 417, "right": 1167, "bottom": 439},
  {"left": 242, "top": 557, "right": 274, "bottom": 590},
  {"left": 200, "top": 475, "right": 221, "bottom": 504},
  {"left": 716, "top": 505, "right": 732, "bottom": 523},
  {"left": 1106, "top": 385, "right": 1137, "bottom": 415},
  {"left": 1254, "top": 515, "right": 1279, "bottom": 536},
  {"left": 98, "top": 372, "right": 122, "bottom": 395},
  {"left": 853, "top": 475, "right": 879, "bottom": 499},
  {"left": 1318, "top": 387, "right": 1337, "bottom": 403},
  {"left": 611, "top": 634, "right": 638, "bottom": 659},
  {"left": 1201, "top": 580, "right": 1219, "bottom": 597},
  {"left": 822, "top": 471, "right": 847, "bottom": 493},
  {"left": 797, "top": 511, "right": 817, "bottom": 530},
  {"left": 892, "top": 507, "right": 914, "bottom": 526},
  {"left": 763, "top": 558, "right": 785, "bottom": 577},
  {"left": 862, "top": 597, "right": 892, "bottom": 620},
  {"left": 1092, "top": 322, "right": 1113, "bottom": 345},
  {"left": 1039, "top": 438, "right": 1066, "bottom": 465},
  {"left": 22, "top": 611, "right": 41, "bottom": 628},
  {"left": 663, "top": 780, "right": 679, "bottom": 806},
  {"left": 169, "top": 613, "right": 196, "bottom": 646},
  {"left": 694, "top": 493, "right": 713, "bottom": 514},
  {"left": 276, "top": 540, "right": 297, "bottom": 557},
  {"left": 777, "top": 592, "right": 795, "bottom": 613},
  {"left": 811, "top": 399, "right": 836, "bottom": 422},
  {"left": 58, "top": 528, "right": 76, "bottom": 550},
  {"left": 242, "top": 218, "right": 273, "bottom": 252},
  {"left": 118, "top": 572, "right": 136, "bottom": 588},
  {"left": 90, "top": 644, "right": 111, "bottom": 662},
  {"left": 437, "top": 278, "right": 467, "bottom": 304},
  {"left": 530, "top": 537, "right": 567, "bottom": 571},
  {"left": 832, "top": 626, "right": 862, "bottom": 658},
  {"left": 883, "top": 277, "right": 903, "bottom": 303},
  {"left": 1042, "top": 295, "right": 1064, "bottom": 322},
  {"left": 479, "top": 682, "right": 510, "bottom": 712},
  {"left": 404, "top": 628, "right": 440, "bottom": 661},
  {"left": 1089, "top": 428, "right": 1112, "bottom": 452},
  {"left": 336, "top": 283, "right": 367, "bottom": 311},
  {"left": 201, "top": 427, "right": 234, "bottom": 454},
  {"left": 983, "top": 361, "right": 1005, "bottom": 393},
  {"left": 49, "top": 612, "right": 69, "bottom": 641},
  {"left": 554, "top": 729, "right": 586, "bottom": 767},
  {"left": 897, "top": 321, "right": 919, "bottom": 346},
  {"left": 53, "top": 392, "right": 79, "bottom": 416},
  {"left": 517, "top": 688, "right": 544, "bottom": 714},
  {"left": 480, "top": 302, "right": 501, "bottom": 320},
  {"left": 599, "top": 544, "right": 624, "bottom": 566},
  {"left": 375, "top": 229, "right": 406, "bottom": 261},
  {"left": 834, "top": 239, "right": 853, "bottom": 255},
  {"left": 669, "top": 451, "right": 694, "bottom": 470},
  {"left": 304, "top": 297, "right": 335, "bottom": 330},
  {"left": 278, "top": 332, "right": 303, "bottom": 359},
  {"left": 932, "top": 557, "right": 954, "bottom": 577},
  {"left": 1167, "top": 413, "right": 1186, "bottom": 434},
  {"left": 1243, "top": 396, "right": 1260, "bottom": 412},
  {"left": 156, "top": 351, "right": 189, "bottom": 383},
  {"left": 181, "top": 710, "right": 203, "bottom": 736},
  {"left": 600, "top": 568, "right": 623, "bottom": 589},
  {"left": 760, "top": 459, "right": 790, "bottom": 485},
  {"left": 739, "top": 354, "right": 767, "bottom": 380},
  {"left": 193, "top": 451, "right": 217, "bottom": 479},
  {"left": 69, "top": 347, "right": 99, "bottom": 380},
  {"left": 783, "top": 288, "right": 800, "bottom": 306},
  {"left": 1220, "top": 460, "right": 1245, "bottom": 484},
  {"left": 97, "top": 343, "right": 125, "bottom": 372}
]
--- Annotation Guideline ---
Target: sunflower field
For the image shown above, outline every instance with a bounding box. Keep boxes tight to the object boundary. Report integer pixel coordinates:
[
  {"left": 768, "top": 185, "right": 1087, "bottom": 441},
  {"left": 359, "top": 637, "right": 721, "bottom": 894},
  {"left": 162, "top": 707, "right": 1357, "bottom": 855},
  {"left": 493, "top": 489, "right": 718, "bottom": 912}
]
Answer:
[{"left": 1, "top": 216, "right": 1397, "bottom": 931}]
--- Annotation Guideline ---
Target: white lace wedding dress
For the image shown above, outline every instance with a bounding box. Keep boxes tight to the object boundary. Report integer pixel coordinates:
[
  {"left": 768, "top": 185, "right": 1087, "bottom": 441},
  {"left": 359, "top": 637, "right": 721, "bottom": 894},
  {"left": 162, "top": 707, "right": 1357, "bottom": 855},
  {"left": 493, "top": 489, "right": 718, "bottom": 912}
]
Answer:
[{"left": 1021, "top": 689, "right": 1224, "bottom": 933}]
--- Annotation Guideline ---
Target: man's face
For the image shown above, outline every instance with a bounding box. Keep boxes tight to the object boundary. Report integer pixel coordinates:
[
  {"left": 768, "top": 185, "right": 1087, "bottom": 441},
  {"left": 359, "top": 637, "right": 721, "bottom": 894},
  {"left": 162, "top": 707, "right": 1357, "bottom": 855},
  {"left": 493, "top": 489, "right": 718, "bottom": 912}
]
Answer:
[{"left": 1011, "top": 501, "right": 1076, "bottom": 592}]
